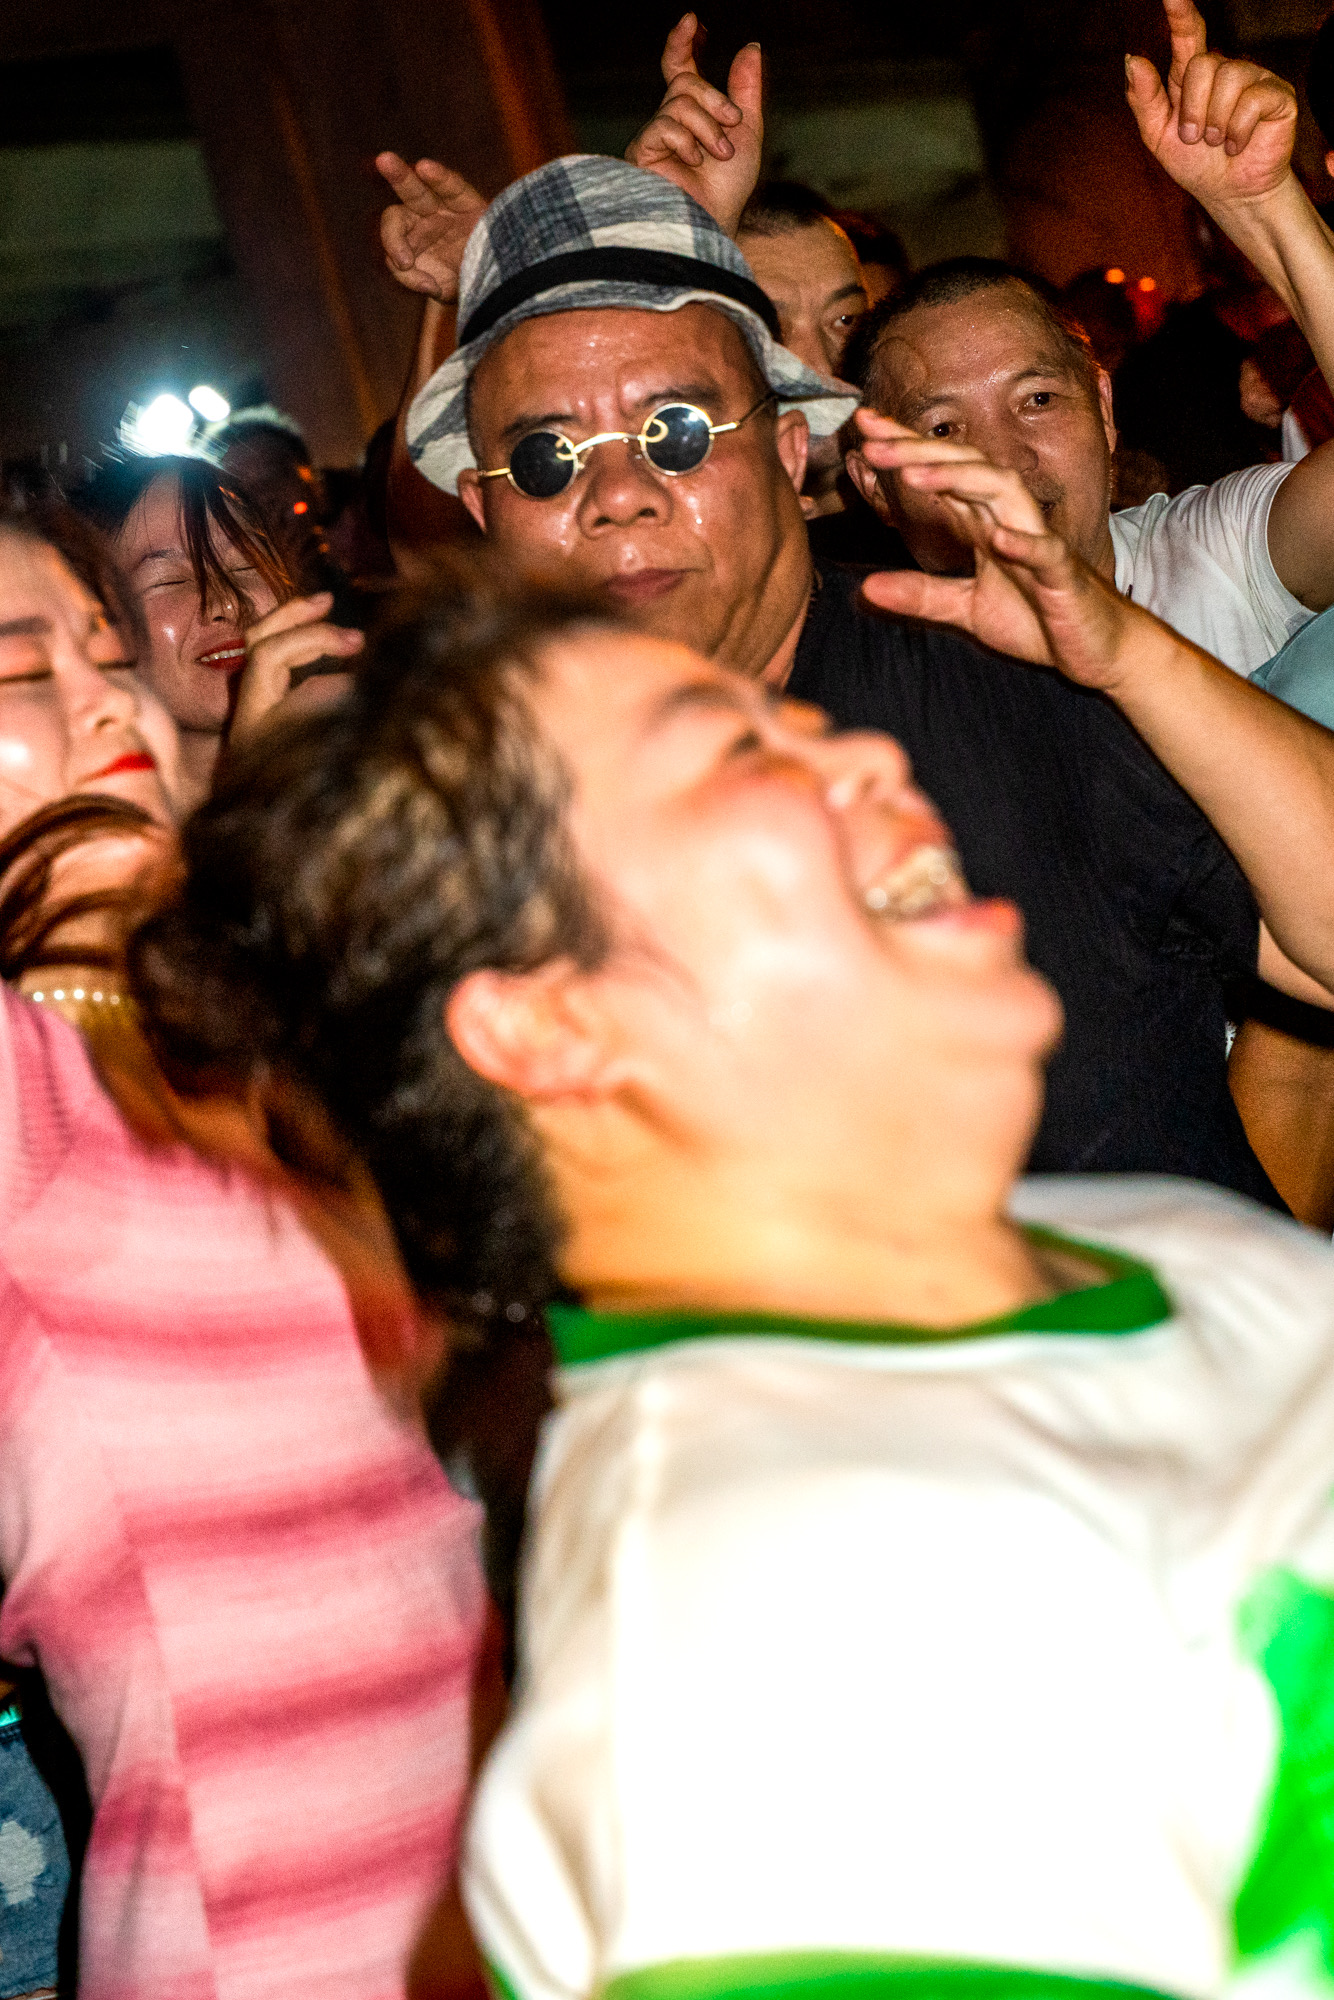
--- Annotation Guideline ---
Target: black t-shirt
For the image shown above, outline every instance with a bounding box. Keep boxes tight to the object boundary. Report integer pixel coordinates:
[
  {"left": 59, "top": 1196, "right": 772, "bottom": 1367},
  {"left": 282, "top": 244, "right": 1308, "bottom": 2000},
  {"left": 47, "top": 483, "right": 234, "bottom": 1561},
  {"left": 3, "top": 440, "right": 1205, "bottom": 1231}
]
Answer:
[{"left": 788, "top": 566, "right": 1282, "bottom": 1207}]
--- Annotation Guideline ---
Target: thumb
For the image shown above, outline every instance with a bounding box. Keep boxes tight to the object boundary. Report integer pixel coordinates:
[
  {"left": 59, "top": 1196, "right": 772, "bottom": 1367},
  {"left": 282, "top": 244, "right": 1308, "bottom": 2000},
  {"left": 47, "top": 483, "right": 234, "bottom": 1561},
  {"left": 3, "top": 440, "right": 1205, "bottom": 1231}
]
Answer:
[
  {"left": 861, "top": 569, "right": 977, "bottom": 630},
  {"left": 726, "top": 41, "right": 763, "bottom": 124},
  {"left": 1125, "top": 53, "right": 1171, "bottom": 139}
]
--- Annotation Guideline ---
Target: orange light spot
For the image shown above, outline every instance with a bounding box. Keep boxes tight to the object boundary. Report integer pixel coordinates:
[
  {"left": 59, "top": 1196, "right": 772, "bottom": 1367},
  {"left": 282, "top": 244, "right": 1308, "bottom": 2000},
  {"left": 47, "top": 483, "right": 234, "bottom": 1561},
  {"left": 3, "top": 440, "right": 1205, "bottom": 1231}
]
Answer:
[
  {"left": 1105, "top": 267, "right": 1125, "bottom": 285},
  {"left": 292, "top": 500, "right": 309, "bottom": 514},
  {"left": 1138, "top": 275, "right": 1157, "bottom": 293}
]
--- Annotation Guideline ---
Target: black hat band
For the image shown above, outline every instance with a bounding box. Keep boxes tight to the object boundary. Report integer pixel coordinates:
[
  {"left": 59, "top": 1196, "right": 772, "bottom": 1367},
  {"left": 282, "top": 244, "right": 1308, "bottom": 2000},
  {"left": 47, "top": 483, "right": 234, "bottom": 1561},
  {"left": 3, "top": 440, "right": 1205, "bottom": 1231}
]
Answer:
[{"left": 460, "top": 246, "right": 783, "bottom": 347}]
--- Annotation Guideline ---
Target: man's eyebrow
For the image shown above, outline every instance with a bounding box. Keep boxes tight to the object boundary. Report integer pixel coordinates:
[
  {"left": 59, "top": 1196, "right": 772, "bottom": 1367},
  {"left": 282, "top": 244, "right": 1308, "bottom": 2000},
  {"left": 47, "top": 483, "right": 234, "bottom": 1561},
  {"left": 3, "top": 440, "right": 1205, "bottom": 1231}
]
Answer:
[
  {"left": 899, "top": 364, "right": 1074, "bottom": 421},
  {"left": 644, "top": 678, "right": 753, "bottom": 734},
  {"left": 823, "top": 283, "right": 869, "bottom": 310},
  {"left": 497, "top": 385, "right": 727, "bottom": 452},
  {"left": 0, "top": 615, "right": 49, "bottom": 638},
  {"left": 497, "top": 410, "right": 577, "bottom": 449}
]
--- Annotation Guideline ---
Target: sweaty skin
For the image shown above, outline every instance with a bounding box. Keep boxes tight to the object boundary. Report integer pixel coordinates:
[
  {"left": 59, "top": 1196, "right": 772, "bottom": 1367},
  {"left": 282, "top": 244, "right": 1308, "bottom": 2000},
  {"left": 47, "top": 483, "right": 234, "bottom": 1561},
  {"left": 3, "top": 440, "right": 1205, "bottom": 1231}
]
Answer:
[
  {"left": 846, "top": 283, "right": 1118, "bottom": 578},
  {"left": 458, "top": 304, "right": 814, "bottom": 684}
]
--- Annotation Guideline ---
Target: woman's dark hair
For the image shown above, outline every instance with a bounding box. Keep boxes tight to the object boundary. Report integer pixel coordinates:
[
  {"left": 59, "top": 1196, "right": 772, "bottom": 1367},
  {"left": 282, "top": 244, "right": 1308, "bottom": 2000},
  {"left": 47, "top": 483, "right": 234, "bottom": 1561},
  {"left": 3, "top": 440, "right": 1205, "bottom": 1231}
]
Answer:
[
  {"left": 0, "top": 795, "right": 159, "bottom": 982},
  {"left": 128, "top": 583, "right": 613, "bottom": 1336},
  {"left": 75, "top": 454, "right": 291, "bottom": 623}
]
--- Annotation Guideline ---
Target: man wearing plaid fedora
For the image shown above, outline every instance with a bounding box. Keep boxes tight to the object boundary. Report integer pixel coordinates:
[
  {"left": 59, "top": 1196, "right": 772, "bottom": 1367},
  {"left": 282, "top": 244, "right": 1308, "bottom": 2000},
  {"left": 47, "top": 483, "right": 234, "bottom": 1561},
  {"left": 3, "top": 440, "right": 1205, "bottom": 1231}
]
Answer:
[{"left": 371, "top": 23, "right": 1334, "bottom": 1208}]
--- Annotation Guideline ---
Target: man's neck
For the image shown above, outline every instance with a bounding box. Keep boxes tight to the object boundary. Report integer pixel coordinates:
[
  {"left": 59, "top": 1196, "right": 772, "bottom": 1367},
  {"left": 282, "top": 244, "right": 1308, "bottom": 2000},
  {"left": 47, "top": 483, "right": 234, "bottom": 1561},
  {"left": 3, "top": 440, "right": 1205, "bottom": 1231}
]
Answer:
[{"left": 552, "top": 1144, "right": 1059, "bottom": 1332}]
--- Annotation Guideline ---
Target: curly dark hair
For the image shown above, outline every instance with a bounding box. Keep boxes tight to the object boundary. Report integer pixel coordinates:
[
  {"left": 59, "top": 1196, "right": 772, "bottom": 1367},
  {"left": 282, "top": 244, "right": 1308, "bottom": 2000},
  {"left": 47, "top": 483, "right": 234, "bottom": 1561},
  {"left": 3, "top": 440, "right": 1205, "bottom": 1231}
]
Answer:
[{"left": 128, "top": 583, "right": 613, "bottom": 1335}]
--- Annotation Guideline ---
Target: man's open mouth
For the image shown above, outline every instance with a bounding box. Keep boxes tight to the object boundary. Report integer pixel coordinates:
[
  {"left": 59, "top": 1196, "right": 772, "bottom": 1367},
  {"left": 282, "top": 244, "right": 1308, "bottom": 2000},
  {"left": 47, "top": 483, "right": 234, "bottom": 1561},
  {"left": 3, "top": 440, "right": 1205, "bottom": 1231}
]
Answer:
[{"left": 863, "top": 844, "right": 969, "bottom": 921}]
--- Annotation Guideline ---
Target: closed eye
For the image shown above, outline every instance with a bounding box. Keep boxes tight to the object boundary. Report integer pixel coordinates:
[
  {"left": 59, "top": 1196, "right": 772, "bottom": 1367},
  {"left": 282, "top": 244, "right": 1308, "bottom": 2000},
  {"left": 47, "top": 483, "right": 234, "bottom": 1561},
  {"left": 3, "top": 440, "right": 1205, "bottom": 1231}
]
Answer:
[{"left": 728, "top": 727, "right": 766, "bottom": 758}]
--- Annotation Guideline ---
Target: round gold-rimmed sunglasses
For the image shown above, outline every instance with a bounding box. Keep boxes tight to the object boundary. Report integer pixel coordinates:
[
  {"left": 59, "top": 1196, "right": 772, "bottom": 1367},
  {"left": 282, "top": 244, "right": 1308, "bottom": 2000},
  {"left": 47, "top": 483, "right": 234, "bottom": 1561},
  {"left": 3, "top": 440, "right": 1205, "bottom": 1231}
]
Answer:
[{"left": 477, "top": 392, "right": 776, "bottom": 500}]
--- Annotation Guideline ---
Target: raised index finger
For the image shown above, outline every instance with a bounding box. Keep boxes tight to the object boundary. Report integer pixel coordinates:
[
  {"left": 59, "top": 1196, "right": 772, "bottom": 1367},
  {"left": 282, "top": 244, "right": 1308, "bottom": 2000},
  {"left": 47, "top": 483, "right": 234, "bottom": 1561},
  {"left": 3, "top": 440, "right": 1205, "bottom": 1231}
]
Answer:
[
  {"left": 661, "top": 12, "right": 703, "bottom": 83},
  {"left": 374, "top": 151, "right": 440, "bottom": 215},
  {"left": 1162, "top": 0, "right": 1208, "bottom": 85}
]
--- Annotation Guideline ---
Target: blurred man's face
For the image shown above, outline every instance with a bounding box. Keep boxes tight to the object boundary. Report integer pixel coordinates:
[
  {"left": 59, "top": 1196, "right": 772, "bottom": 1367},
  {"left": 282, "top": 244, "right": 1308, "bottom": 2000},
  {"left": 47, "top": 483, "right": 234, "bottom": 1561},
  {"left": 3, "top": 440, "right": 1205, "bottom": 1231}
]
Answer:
[
  {"left": 459, "top": 305, "right": 813, "bottom": 681},
  {"left": 847, "top": 281, "right": 1117, "bottom": 576},
  {"left": 739, "top": 218, "right": 868, "bottom": 378},
  {"left": 522, "top": 628, "right": 1060, "bottom": 1189}
]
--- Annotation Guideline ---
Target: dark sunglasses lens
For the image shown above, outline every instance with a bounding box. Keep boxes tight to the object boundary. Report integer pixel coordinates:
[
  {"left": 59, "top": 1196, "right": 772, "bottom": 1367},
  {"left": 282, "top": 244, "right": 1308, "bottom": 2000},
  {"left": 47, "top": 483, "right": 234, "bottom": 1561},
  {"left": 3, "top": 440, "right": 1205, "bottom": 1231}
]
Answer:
[
  {"left": 642, "top": 404, "right": 713, "bottom": 474},
  {"left": 509, "top": 431, "right": 577, "bottom": 499}
]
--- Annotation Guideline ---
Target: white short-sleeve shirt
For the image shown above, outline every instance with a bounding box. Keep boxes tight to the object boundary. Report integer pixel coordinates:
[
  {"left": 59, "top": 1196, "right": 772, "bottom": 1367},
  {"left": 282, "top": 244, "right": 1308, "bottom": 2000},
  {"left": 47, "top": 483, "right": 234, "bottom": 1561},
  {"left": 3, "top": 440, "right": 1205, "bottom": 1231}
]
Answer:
[{"left": 1110, "top": 461, "right": 1314, "bottom": 676}]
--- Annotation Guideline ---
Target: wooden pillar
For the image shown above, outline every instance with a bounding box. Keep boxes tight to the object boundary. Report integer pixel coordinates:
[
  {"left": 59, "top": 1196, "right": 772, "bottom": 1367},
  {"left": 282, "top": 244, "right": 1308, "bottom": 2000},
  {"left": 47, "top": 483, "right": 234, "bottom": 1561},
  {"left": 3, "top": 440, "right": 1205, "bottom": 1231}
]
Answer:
[{"left": 172, "top": 0, "right": 574, "bottom": 462}]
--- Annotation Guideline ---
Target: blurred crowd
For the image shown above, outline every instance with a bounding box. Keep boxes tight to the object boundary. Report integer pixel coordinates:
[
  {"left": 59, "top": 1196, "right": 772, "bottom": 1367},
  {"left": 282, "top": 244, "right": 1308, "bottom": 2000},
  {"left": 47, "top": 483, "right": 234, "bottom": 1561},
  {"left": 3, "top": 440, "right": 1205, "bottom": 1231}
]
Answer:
[{"left": 8, "top": 3, "right": 1334, "bottom": 1997}]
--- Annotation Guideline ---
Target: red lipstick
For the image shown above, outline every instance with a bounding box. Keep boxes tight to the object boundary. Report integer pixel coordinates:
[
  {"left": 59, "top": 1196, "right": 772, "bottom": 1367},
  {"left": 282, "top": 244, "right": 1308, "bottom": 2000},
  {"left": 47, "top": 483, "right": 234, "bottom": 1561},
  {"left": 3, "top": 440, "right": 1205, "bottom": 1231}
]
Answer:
[{"left": 92, "top": 751, "right": 156, "bottom": 779}]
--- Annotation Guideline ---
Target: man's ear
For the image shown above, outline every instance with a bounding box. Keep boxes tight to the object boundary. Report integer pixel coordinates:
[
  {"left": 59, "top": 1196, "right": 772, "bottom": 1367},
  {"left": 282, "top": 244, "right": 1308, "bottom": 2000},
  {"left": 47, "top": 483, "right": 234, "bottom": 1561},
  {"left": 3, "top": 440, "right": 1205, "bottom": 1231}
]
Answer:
[
  {"left": 457, "top": 468, "right": 488, "bottom": 534},
  {"left": 775, "top": 408, "right": 809, "bottom": 496},
  {"left": 446, "top": 962, "right": 613, "bottom": 1103},
  {"left": 1095, "top": 365, "right": 1117, "bottom": 457},
  {"left": 1326, "top": 146, "right": 1334, "bottom": 184},
  {"left": 844, "top": 448, "right": 896, "bottom": 525}
]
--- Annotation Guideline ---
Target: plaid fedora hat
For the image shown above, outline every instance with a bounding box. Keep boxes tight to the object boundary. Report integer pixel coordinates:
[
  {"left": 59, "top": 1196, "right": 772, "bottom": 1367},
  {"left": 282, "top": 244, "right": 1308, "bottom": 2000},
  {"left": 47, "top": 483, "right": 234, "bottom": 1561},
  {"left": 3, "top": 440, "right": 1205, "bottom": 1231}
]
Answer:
[{"left": 407, "top": 155, "right": 861, "bottom": 495}]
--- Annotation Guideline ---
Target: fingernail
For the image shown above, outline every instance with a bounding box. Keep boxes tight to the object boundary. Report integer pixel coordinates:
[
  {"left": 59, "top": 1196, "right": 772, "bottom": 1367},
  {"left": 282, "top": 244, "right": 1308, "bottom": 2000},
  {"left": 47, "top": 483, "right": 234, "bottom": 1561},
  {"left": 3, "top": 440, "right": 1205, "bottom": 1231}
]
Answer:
[
  {"left": 1180, "top": 121, "right": 1200, "bottom": 140},
  {"left": 1205, "top": 125, "right": 1222, "bottom": 143},
  {"left": 717, "top": 137, "right": 734, "bottom": 156}
]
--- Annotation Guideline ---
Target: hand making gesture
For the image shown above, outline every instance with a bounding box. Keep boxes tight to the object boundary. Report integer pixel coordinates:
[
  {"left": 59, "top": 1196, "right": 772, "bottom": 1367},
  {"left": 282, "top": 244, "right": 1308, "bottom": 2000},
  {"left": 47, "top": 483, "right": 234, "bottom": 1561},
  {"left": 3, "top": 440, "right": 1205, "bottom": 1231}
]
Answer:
[
  {"left": 1126, "top": 0, "right": 1297, "bottom": 211},
  {"left": 625, "top": 12, "right": 763, "bottom": 239},
  {"left": 855, "top": 410, "right": 1129, "bottom": 686},
  {"left": 375, "top": 153, "right": 487, "bottom": 303}
]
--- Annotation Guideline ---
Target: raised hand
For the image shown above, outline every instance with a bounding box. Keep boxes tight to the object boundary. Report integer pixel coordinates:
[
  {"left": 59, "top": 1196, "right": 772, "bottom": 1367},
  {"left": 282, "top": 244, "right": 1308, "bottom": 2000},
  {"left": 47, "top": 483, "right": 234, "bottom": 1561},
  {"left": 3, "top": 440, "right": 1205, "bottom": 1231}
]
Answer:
[
  {"left": 625, "top": 13, "right": 762, "bottom": 238},
  {"left": 230, "top": 593, "right": 365, "bottom": 745},
  {"left": 1125, "top": 0, "right": 1296, "bottom": 208},
  {"left": 856, "top": 410, "right": 1132, "bottom": 688},
  {"left": 376, "top": 154, "right": 487, "bottom": 303}
]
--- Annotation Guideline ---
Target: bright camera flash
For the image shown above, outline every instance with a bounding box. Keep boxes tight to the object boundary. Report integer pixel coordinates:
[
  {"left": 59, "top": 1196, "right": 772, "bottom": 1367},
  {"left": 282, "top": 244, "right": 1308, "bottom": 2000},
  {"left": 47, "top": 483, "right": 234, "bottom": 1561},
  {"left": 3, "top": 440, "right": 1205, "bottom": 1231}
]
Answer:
[
  {"left": 120, "top": 393, "right": 195, "bottom": 456},
  {"left": 188, "top": 384, "right": 231, "bottom": 422}
]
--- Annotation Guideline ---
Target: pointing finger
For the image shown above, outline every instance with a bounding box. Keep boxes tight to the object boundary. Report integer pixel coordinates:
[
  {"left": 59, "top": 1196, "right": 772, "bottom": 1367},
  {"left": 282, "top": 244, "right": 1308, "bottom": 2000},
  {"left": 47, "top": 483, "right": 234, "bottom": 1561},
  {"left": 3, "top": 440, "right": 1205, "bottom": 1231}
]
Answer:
[
  {"left": 661, "top": 13, "right": 701, "bottom": 83},
  {"left": 1162, "top": 0, "right": 1209, "bottom": 84},
  {"left": 376, "top": 154, "right": 444, "bottom": 218},
  {"left": 415, "top": 160, "right": 486, "bottom": 208}
]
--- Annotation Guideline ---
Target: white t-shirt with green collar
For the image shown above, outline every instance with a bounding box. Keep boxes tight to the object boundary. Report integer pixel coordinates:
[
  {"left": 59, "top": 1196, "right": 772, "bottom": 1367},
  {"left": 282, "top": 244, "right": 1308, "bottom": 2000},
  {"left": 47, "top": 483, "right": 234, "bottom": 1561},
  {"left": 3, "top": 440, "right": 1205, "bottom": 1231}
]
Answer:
[{"left": 465, "top": 1176, "right": 1334, "bottom": 2000}]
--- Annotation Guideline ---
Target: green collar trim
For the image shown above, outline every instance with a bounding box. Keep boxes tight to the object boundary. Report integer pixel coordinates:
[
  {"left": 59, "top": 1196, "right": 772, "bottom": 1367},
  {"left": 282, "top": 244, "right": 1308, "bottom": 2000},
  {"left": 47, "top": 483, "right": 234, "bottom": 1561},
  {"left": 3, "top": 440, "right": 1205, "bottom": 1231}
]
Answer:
[
  {"left": 488, "top": 1953, "right": 1175, "bottom": 2000},
  {"left": 548, "top": 1227, "right": 1173, "bottom": 1369},
  {"left": 601, "top": 1954, "right": 1175, "bottom": 2000}
]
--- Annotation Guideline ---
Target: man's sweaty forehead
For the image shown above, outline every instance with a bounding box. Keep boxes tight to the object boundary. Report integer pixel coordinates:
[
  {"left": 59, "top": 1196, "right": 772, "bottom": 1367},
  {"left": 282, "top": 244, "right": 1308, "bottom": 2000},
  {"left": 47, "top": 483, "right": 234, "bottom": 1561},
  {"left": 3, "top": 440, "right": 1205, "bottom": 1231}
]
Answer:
[{"left": 871, "top": 291, "right": 1082, "bottom": 416}]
